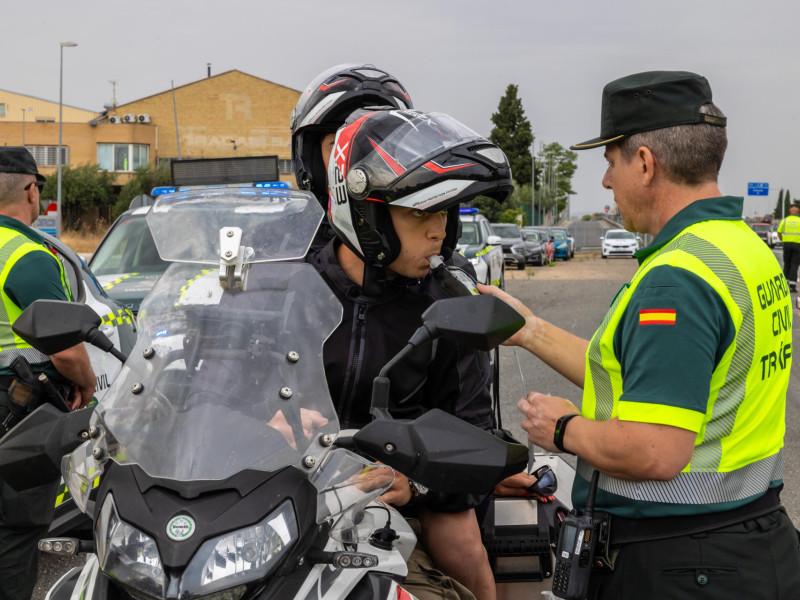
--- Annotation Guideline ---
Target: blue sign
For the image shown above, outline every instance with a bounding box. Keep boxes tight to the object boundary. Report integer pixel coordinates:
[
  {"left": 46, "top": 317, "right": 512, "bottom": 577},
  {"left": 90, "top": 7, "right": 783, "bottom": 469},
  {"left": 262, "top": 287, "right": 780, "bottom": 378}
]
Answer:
[
  {"left": 33, "top": 217, "right": 57, "bottom": 237},
  {"left": 747, "top": 182, "right": 769, "bottom": 196}
]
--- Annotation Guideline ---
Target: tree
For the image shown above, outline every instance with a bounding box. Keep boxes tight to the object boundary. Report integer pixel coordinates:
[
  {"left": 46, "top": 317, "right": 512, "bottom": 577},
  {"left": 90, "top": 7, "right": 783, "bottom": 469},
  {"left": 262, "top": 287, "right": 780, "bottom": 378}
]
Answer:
[
  {"left": 490, "top": 84, "right": 535, "bottom": 186},
  {"left": 113, "top": 162, "right": 172, "bottom": 218},
  {"left": 40, "top": 164, "right": 115, "bottom": 230},
  {"left": 535, "top": 142, "right": 578, "bottom": 220},
  {"left": 774, "top": 189, "right": 792, "bottom": 220}
]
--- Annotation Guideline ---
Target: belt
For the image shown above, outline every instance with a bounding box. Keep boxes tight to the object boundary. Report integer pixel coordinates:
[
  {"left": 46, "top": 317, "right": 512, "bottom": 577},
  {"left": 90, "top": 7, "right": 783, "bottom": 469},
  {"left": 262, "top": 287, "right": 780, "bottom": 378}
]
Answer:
[{"left": 609, "top": 486, "right": 782, "bottom": 546}]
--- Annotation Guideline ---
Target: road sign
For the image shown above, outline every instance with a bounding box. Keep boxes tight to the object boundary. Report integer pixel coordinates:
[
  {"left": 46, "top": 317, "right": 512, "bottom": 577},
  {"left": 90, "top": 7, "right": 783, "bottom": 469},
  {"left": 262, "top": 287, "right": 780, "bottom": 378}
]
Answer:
[
  {"left": 747, "top": 182, "right": 769, "bottom": 196},
  {"left": 33, "top": 216, "right": 57, "bottom": 237}
]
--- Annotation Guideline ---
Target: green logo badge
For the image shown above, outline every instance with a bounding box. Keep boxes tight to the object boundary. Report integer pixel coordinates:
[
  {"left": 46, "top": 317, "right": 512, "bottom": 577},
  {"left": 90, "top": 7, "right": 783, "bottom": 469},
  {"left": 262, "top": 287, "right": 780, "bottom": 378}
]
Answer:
[{"left": 166, "top": 515, "right": 196, "bottom": 541}]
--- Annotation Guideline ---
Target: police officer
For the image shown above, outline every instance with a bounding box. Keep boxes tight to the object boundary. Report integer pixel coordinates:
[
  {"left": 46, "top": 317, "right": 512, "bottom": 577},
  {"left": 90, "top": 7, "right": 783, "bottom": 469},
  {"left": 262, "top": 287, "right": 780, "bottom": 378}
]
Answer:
[
  {"left": 777, "top": 204, "right": 800, "bottom": 291},
  {"left": 0, "top": 147, "right": 96, "bottom": 600},
  {"left": 483, "top": 72, "right": 800, "bottom": 598}
]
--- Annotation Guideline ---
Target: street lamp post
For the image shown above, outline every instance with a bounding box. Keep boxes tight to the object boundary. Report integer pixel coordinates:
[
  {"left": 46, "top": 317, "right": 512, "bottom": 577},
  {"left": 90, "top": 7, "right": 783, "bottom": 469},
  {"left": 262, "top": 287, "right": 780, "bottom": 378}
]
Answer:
[{"left": 57, "top": 41, "right": 77, "bottom": 239}]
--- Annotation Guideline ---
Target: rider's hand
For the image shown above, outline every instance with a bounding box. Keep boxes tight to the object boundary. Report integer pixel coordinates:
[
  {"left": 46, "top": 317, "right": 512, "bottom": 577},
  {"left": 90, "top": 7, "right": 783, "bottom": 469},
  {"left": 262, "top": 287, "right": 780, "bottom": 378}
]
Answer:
[
  {"left": 379, "top": 470, "right": 413, "bottom": 507},
  {"left": 267, "top": 408, "right": 328, "bottom": 448},
  {"left": 493, "top": 471, "right": 537, "bottom": 496}
]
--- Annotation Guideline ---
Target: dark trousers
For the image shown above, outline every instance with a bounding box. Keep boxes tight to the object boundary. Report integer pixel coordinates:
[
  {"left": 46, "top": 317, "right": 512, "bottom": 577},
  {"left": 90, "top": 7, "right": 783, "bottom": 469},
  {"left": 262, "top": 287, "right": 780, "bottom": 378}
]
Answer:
[
  {"left": 0, "top": 522, "right": 50, "bottom": 600},
  {"left": 0, "top": 389, "right": 58, "bottom": 600},
  {"left": 782, "top": 241, "right": 800, "bottom": 287},
  {"left": 589, "top": 508, "right": 800, "bottom": 599}
]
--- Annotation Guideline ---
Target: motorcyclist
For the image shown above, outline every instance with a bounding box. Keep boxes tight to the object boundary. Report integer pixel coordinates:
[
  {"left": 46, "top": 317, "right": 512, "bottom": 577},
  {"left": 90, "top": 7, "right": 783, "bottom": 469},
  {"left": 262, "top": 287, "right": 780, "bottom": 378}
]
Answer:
[{"left": 309, "top": 107, "right": 515, "bottom": 600}]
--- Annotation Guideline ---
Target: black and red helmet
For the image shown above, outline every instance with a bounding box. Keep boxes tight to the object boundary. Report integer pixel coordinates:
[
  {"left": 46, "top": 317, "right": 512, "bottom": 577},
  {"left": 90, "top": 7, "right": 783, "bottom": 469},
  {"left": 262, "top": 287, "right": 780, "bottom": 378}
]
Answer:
[
  {"left": 327, "top": 109, "right": 512, "bottom": 272},
  {"left": 290, "top": 64, "right": 413, "bottom": 204}
]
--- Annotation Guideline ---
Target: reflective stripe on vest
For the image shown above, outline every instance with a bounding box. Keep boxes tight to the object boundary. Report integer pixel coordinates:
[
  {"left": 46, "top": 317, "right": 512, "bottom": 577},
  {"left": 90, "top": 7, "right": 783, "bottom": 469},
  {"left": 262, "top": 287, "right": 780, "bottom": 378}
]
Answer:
[
  {"left": 777, "top": 215, "right": 800, "bottom": 242},
  {"left": 581, "top": 219, "right": 790, "bottom": 510},
  {"left": 0, "top": 226, "right": 72, "bottom": 366}
]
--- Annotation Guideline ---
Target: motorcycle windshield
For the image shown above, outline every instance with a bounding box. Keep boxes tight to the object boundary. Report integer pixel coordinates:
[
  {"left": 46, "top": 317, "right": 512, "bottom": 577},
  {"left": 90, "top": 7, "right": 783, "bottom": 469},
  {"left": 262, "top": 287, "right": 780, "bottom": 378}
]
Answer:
[
  {"left": 147, "top": 188, "right": 321, "bottom": 264},
  {"left": 93, "top": 189, "right": 343, "bottom": 481}
]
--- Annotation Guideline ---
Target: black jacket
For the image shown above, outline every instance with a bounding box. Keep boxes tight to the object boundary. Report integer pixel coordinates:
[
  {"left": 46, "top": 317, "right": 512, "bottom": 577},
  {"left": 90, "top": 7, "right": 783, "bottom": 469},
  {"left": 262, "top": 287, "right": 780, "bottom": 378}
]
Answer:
[
  {"left": 307, "top": 240, "right": 494, "bottom": 513},
  {"left": 307, "top": 239, "right": 493, "bottom": 432}
]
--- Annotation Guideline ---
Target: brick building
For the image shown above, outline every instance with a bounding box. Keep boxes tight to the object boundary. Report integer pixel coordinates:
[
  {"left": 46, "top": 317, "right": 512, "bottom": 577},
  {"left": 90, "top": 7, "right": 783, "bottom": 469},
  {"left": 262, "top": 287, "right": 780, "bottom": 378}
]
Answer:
[{"left": 0, "top": 70, "right": 300, "bottom": 187}]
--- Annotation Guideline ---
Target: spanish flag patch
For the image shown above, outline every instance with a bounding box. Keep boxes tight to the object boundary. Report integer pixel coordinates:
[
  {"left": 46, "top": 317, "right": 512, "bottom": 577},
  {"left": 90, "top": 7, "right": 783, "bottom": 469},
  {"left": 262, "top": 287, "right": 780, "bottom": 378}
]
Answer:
[{"left": 639, "top": 309, "right": 676, "bottom": 325}]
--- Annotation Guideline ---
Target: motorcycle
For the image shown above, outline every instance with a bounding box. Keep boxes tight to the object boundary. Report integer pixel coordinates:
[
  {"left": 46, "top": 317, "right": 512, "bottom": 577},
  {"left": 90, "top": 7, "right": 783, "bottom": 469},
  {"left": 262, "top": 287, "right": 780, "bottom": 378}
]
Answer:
[{"left": 0, "top": 185, "right": 538, "bottom": 600}]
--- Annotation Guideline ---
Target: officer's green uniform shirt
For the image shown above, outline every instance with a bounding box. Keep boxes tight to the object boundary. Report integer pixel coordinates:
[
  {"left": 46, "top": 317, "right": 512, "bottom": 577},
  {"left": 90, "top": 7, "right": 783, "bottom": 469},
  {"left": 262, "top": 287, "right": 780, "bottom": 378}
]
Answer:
[
  {"left": 777, "top": 214, "right": 800, "bottom": 243},
  {"left": 573, "top": 197, "right": 790, "bottom": 518},
  {"left": 0, "top": 215, "right": 71, "bottom": 378}
]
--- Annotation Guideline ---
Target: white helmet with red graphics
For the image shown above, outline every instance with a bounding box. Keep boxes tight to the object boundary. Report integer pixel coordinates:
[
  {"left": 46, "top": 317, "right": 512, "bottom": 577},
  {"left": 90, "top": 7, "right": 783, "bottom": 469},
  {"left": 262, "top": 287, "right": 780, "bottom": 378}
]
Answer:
[
  {"left": 290, "top": 64, "right": 413, "bottom": 205},
  {"left": 327, "top": 109, "right": 512, "bottom": 276}
]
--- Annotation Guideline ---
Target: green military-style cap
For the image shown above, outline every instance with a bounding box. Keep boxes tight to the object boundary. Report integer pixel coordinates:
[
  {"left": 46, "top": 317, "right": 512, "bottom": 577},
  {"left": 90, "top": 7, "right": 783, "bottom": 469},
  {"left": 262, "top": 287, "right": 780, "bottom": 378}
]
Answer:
[{"left": 570, "top": 71, "right": 727, "bottom": 151}]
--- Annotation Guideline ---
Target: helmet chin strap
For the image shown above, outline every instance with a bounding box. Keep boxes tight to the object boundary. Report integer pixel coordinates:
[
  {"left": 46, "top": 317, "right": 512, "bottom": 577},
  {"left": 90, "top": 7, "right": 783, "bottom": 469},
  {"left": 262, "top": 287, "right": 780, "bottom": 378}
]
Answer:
[{"left": 361, "top": 263, "right": 387, "bottom": 296}]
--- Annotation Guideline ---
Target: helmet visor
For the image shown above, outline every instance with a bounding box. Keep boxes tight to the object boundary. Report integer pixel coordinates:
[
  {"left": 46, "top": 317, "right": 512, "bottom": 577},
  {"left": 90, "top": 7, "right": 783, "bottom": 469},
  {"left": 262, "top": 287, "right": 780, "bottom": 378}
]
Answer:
[{"left": 332, "top": 111, "right": 484, "bottom": 203}]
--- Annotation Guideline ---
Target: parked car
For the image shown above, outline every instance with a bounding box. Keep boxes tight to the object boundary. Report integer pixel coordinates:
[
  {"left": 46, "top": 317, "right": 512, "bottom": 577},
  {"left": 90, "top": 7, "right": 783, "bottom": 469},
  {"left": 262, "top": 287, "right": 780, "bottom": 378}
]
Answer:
[
  {"left": 750, "top": 222, "right": 774, "bottom": 247},
  {"left": 550, "top": 226, "right": 575, "bottom": 258},
  {"left": 88, "top": 205, "right": 168, "bottom": 315},
  {"left": 770, "top": 222, "right": 782, "bottom": 247},
  {"left": 519, "top": 229, "right": 547, "bottom": 266},
  {"left": 490, "top": 222, "right": 534, "bottom": 270},
  {"left": 522, "top": 226, "right": 555, "bottom": 263},
  {"left": 601, "top": 229, "right": 639, "bottom": 258},
  {"left": 457, "top": 209, "right": 505, "bottom": 287},
  {"left": 550, "top": 228, "right": 571, "bottom": 260}
]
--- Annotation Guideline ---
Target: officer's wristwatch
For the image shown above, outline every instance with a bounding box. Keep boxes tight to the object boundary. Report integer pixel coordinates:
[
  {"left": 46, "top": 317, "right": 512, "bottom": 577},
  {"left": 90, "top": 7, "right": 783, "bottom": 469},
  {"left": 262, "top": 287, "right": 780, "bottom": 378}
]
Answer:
[
  {"left": 408, "top": 479, "right": 429, "bottom": 499},
  {"left": 553, "top": 413, "right": 580, "bottom": 454}
]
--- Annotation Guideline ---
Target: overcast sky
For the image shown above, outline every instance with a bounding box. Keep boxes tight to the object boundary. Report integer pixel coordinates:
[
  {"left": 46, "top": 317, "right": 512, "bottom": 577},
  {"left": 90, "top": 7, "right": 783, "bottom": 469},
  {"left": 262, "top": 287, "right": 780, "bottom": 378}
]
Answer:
[{"left": 3, "top": 0, "right": 798, "bottom": 217}]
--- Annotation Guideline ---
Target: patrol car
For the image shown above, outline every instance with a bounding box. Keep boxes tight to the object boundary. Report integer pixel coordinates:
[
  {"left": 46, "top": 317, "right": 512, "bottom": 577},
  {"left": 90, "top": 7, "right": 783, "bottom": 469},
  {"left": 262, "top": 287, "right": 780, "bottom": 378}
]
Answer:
[{"left": 457, "top": 208, "right": 505, "bottom": 288}]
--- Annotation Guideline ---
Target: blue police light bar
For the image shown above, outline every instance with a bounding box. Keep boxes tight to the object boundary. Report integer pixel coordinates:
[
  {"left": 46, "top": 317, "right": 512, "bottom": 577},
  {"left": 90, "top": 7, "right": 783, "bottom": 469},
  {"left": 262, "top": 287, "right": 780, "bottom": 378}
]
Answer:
[
  {"left": 254, "top": 181, "right": 290, "bottom": 189},
  {"left": 459, "top": 207, "right": 479, "bottom": 214},
  {"left": 151, "top": 181, "right": 291, "bottom": 197},
  {"left": 151, "top": 186, "right": 177, "bottom": 196}
]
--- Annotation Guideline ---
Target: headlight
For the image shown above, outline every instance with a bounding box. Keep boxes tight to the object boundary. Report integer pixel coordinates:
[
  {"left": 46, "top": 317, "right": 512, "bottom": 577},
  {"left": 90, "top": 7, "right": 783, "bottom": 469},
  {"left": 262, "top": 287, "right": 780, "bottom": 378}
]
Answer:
[
  {"left": 96, "top": 494, "right": 165, "bottom": 598},
  {"left": 468, "top": 257, "right": 482, "bottom": 266},
  {"left": 511, "top": 243, "right": 526, "bottom": 253},
  {"left": 180, "top": 500, "right": 298, "bottom": 598}
]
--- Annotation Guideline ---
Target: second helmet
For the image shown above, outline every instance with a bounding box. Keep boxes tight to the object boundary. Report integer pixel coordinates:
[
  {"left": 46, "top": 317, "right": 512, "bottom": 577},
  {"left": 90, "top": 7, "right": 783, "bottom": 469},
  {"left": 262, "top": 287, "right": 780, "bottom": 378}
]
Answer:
[{"left": 291, "top": 64, "right": 413, "bottom": 204}]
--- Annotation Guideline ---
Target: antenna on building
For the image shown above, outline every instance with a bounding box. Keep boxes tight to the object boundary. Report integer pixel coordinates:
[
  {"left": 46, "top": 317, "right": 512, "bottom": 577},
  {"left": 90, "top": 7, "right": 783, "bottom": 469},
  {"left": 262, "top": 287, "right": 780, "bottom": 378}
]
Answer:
[
  {"left": 108, "top": 80, "right": 117, "bottom": 109},
  {"left": 207, "top": 63, "right": 211, "bottom": 78}
]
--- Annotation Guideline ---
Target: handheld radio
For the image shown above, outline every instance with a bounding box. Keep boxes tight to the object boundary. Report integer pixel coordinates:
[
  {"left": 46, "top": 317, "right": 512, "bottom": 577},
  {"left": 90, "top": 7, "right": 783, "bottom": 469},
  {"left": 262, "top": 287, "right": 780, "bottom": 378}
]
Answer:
[{"left": 551, "top": 470, "right": 609, "bottom": 599}]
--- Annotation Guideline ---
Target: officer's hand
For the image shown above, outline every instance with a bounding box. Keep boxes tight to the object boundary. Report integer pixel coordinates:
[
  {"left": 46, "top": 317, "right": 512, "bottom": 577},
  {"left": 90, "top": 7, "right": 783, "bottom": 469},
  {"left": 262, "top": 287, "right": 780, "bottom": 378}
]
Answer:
[
  {"left": 69, "top": 383, "right": 95, "bottom": 410},
  {"left": 379, "top": 470, "right": 413, "bottom": 507},
  {"left": 519, "top": 392, "right": 580, "bottom": 453}
]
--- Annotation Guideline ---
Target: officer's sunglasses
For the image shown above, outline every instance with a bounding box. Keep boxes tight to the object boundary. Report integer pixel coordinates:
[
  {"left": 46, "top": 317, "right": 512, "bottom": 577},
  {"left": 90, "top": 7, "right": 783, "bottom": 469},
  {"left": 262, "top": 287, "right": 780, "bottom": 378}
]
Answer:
[
  {"left": 24, "top": 181, "right": 45, "bottom": 192},
  {"left": 526, "top": 464, "right": 558, "bottom": 497}
]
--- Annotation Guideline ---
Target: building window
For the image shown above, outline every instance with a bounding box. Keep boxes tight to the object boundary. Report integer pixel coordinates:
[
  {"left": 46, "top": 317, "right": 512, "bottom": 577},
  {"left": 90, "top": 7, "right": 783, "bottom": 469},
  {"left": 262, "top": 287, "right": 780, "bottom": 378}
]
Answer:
[
  {"left": 278, "top": 158, "right": 293, "bottom": 175},
  {"left": 97, "top": 144, "right": 149, "bottom": 172},
  {"left": 0, "top": 104, "right": 5, "bottom": 117},
  {"left": 35, "top": 117, "right": 55, "bottom": 123},
  {"left": 26, "top": 146, "right": 69, "bottom": 167}
]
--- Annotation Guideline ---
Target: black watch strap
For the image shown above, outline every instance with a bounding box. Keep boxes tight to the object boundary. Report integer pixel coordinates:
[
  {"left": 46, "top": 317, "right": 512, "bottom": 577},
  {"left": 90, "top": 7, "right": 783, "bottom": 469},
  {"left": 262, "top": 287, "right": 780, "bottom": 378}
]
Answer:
[{"left": 553, "top": 413, "right": 580, "bottom": 454}]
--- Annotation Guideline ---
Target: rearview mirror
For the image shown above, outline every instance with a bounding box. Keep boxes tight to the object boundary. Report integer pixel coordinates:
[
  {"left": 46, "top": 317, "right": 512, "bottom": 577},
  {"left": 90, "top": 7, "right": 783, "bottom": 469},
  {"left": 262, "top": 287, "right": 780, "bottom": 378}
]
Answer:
[
  {"left": 487, "top": 235, "right": 502, "bottom": 245},
  {"left": 13, "top": 299, "right": 125, "bottom": 361},
  {"left": 354, "top": 409, "right": 528, "bottom": 494},
  {"left": 420, "top": 294, "right": 524, "bottom": 352}
]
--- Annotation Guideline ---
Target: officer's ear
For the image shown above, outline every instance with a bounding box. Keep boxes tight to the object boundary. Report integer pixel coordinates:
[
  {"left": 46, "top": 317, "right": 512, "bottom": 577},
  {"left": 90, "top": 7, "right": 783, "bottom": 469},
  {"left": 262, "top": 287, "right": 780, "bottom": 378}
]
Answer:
[{"left": 637, "top": 146, "right": 657, "bottom": 187}]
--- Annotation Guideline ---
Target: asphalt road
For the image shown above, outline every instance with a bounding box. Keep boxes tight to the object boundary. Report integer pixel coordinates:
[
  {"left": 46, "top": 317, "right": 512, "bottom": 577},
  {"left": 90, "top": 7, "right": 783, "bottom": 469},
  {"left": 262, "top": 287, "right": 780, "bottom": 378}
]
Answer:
[{"left": 34, "top": 250, "right": 800, "bottom": 597}]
